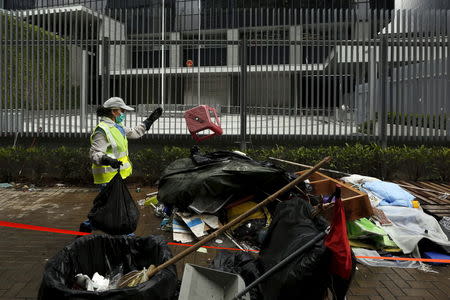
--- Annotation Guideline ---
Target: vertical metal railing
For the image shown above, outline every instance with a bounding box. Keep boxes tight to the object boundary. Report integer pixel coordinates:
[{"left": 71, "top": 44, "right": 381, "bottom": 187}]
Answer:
[{"left": 0, "top": 6, "right": 448, "bottom": 144}]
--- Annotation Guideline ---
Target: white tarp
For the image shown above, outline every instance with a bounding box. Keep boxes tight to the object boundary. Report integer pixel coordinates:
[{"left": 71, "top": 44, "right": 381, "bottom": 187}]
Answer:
[{"left": 378, "top": 206, "right": 450, "bottom": 254}]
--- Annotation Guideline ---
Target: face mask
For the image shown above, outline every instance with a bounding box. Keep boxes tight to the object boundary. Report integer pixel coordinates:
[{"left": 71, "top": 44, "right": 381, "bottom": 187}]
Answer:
[{"left": 115, "top": 112, "right": 125, "bottom": 123}]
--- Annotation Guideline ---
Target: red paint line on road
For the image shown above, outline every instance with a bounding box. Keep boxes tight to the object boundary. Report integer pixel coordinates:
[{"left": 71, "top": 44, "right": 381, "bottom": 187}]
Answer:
[
  {"left": 355, "top": 255, "right": 450, "bottom": 263},
  {"left": 0, "top": 220, "right": 90, "bottom": 236},
  {"left": 1, "top": 221, "right": 450, "bottom": 263}
]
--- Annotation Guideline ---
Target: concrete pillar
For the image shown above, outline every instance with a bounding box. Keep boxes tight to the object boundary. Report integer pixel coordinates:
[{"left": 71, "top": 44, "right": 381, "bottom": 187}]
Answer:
[
  {"left": 98, "top": 15, "right": 127, "bottom": 75},
  {"left": 227, "top": 29, "right": 239, "bottom": 66},
  {"left": 169, "top": 32, "right": 181, "bottom": 67},
  {"left": 289, "top": 25, "right": 302, "bottom": 65}
]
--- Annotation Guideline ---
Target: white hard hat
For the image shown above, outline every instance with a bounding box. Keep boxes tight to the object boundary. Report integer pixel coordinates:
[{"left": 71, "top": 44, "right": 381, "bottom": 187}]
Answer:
[{"left": 103, "top": 97, "right": 134, "bottom": 111}]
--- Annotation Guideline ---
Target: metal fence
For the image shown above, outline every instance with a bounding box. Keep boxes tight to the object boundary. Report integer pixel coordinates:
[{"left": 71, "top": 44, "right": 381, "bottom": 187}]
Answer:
[{"left": 0, "top": 6, "right": 449, "bottom": 145}]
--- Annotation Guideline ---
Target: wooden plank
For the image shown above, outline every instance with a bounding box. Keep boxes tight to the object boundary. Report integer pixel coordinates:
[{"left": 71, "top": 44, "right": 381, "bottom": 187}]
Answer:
[
  {"left": 342, "top": 194, "right": 366, "bottom": 202},
  {"left": 395, "top": 181, "right": 436, "bottom": 204},
  {"left": 413, "top": 182, "right": 450, "bottom": 204},
  {"left": 422, "top": 210, "right": 450, "bottom": 215},
  {"left": 396, "top": 181, "right": 449, "bottom": 195},
  {"left": 399, "top": 181, "right": 449, "bottom": 204},
  {"left": 416, "top": 182, "right": 448, "bottom": 194},
  {"left": 309, "top": 179, "right": 331, "bottom": 184},
  {"left": 297, "top": 171, "right": 373, "bottom": 221},
  {"left": 421, "top": 206, "right": 450, "bottom": 210},
  {"left": 440, "top": 182, "right": 450, "bottom": 189},
  {"left": 419, "top": 181, "right": 450, "bottom": 194},
  {"left": 309, "top": 179, "right": 335, "bottom": 195},
  {"left": 300, "top": 170, "right": 370, "bottom": 196}
]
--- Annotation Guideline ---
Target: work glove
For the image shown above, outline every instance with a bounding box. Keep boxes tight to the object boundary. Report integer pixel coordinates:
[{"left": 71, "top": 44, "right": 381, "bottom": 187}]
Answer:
[
  {"left": 101, "top": 155, "right": 123, "bottom": 169},
  {"left": 143, "top": 107, "right": 163, "bottom": 130}
]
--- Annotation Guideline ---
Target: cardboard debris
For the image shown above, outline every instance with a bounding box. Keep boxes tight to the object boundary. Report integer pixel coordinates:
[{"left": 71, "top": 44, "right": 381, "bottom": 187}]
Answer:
[
  {"left": 176, "top": 213, "right": 221, "bottom": 238},
  {"left": 201, "top": 214, "right": 220, "bottom": 229},
  {"left": 177, "top": 213, "right": 207, "bottom": 238},
  {"left": 172, "top": 218, "right": 195, "bottom": 243}
]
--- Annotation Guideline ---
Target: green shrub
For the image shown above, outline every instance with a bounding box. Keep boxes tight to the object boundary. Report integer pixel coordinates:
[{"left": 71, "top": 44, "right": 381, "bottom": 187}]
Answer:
[
  {"left": 0, "top": 144, "right": 448, "bottom": 185},
  {"left": 246, "top": 144, "right": 449, "bottom": 181}
]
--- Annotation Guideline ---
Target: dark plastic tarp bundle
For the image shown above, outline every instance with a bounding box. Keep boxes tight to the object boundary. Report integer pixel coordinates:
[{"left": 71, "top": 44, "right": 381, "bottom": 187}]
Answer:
[
  {"left": 38, "top": 235, "right": 177, "bottom": 300},
  {"left": 211, "top": 251, "right": 261, "bottom": 300},
  {"left": 88, "top": 172, "right": 139, "bottom": 235},
  {"left": 211, "top": 198, "right": 355, "bottom": 300},
  {"left": 158, "top": 150, "right": 289, "bottom": 213},
  {"left": 258, "top": 197, "right": 331, "bottom": 299}
]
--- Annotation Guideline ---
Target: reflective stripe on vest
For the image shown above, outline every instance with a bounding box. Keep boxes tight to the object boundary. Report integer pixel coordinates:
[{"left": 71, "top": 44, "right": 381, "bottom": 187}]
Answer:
[
  {"left": 91, "top": 121, "right": 132, "bottom": 184},
  {"left": 92, "top": 162, "right": 132, "bottom": 175}
]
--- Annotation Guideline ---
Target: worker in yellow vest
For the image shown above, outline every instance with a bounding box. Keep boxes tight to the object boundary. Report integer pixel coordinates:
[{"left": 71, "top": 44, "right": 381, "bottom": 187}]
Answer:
[{"left": 79, "top": 97, "right": 162, "bottom": 233}]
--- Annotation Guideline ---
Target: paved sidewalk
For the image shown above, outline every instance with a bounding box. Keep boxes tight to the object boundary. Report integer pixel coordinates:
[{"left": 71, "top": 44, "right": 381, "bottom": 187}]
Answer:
[{"left": 0, "top": 186, "right": 449, "bottom": 299}]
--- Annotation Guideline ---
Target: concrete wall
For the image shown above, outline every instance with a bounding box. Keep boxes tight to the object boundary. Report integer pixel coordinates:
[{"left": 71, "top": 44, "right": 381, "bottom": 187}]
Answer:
[
  {"left": 98, "top": 15, "right": 127, "bottom": 75},
  {"left": 355, "top": 58, "right": 449, "bottom": 124},
  {"left": 395, "top": 0, "right": 450, "bottom": 10},
  {"left": 247, "top": 73, "right": 291, "bottom": 108},
  {"left": 68, "top": 45, "right": 83, "bottom": 86},
  {"left": 183, "top": 74, "right": 230, "bottom": 107}
]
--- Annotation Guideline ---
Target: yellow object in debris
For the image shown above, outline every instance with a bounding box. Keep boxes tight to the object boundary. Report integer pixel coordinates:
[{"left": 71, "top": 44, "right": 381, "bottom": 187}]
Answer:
[
  {"left": 349, "top": 240, "right": 402, "bottom": 253},
  {"left": 227, "top": 201, "right": 267, "bottom": 230},
  {"left": 412, "top": 200, "right": 420, "bottom": 208},
  {"left": 144, "top": 195, "right": 158, "bottom": 206}
]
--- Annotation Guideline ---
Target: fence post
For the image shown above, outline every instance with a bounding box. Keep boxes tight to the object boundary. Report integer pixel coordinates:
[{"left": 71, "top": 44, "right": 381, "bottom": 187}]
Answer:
[
  {"left": 447, "top": 10, "right": 450, "bottom": 142},
  {"left": 379, "top": 36, "right": 388, "bottom": 148},
  {"left": 81, "top": 50, "right": 88, "bottom": 130},
  {"left": 239, "top": 35, "right": 248, "bottom": 151},
  {"left": 101, "top": 37, "right": 110, "bottom": 102}
]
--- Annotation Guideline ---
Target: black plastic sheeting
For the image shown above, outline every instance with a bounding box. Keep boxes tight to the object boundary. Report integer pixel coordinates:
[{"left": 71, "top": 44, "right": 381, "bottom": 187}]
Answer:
[
  {"left": 88, "top": 173, "right": 139, "bottom": 235},
  {"left": 38, "top": 235, "right": 177, "bottom": 300},
  {"left": 211, "top": 251, "right": 261, "bottom": 300},
  {"left": 212, "top": 198, "right": 355, "bottom": 300},
  {"left": 258, "top": 197, "right": 331, "bottom": 299},
  {"left": 158, "top": 150, "right": 289, "bottom": 214}
]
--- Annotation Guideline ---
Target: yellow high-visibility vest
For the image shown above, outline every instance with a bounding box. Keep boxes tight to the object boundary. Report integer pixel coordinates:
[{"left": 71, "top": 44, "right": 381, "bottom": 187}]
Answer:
[{"left": 90, "top": 121, "right": 132, "bottom": 184}]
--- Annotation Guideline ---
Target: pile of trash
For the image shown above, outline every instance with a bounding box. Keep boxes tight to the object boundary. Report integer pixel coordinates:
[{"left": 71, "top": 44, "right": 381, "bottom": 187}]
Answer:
[
  {"left": 140, "top": 148, "right": 357, "bottom": 299},
  {"left": 341, "top": 174, "right": 450, "bottom": 270},
  {"left": 140, "top": 148, "right": 450, "bottom": 298},
  {"left": 150, "top": 147, "right": 295, "bottom": 250}
]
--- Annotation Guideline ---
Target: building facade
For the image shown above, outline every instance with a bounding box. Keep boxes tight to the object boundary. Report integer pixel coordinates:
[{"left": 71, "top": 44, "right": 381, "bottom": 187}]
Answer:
[{"left": 1, "top": 0, "right": 448, "bottom": 141}]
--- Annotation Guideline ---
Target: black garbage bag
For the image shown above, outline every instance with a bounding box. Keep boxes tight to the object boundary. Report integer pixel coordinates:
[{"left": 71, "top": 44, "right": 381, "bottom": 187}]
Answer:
[
  {"left": 258, "top": 197, "right": 331, "bottom": 300},
  {"left": 88, "top": 172, "right": 139, "bottom": 235},
  {"left": 211, "top": 251, "right": 262, "bottom": 300},
  {"left": 233, "top": 219, "right": 267, "bottom": 242},
  {"left": 211, "top": 251, "right": 260, "bottom": 284},
  {"left": 38, "top": 235, "right": 177, "bottom": 300},
  {"left": 158, "top": 150, "right": 289, "bottom": 213}
]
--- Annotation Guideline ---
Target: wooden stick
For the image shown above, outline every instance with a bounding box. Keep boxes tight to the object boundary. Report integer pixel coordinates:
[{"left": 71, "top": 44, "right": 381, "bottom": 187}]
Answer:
[
  {"left": 270, "top": 157, "right": 450, "bottom": 197},
  {"left": 145, "top": 156, "right": 332, "bottom": 278},
  {"left": 269, "top": 156, "right": 350, "bottom": 176}
]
